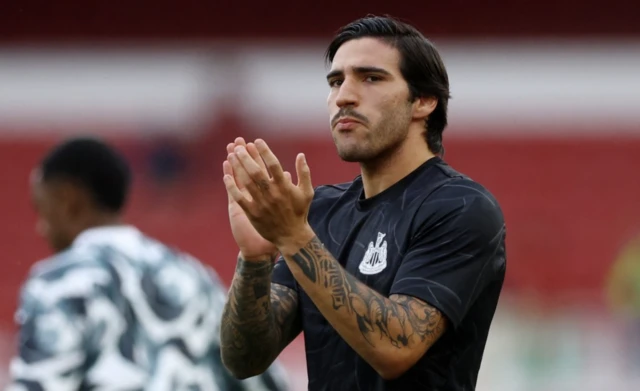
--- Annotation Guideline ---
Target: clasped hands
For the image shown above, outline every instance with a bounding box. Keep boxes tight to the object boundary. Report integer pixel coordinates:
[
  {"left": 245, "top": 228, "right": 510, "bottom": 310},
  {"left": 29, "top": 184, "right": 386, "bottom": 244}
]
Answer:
[{"left": 223, "top": 138, "right": 316, "bottom": 256}]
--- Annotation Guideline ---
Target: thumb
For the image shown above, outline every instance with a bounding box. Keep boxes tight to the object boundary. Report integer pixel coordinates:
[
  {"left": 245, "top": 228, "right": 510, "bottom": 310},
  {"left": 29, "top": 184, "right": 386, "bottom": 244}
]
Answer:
[{"left": 295, "top": 153, "right": 313, "bottom": 196}]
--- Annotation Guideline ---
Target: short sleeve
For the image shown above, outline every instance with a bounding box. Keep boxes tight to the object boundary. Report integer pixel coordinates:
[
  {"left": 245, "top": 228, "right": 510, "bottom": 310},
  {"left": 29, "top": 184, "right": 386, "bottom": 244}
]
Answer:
[
  {"left": 390, "top": 191, "right": 506, "bottom": 328},
  {"left": 271, "top": 255, "right": 297, "bottom": 290}
]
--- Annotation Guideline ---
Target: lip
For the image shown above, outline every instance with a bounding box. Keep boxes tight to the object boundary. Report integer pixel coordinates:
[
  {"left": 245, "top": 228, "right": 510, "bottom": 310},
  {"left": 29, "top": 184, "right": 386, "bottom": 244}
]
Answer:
[
  {"left": 335, "top": 117, "right": 361, "bottom": 125},
  {"left": 333, "top": 117, "right": 363, "bottom": 130}
]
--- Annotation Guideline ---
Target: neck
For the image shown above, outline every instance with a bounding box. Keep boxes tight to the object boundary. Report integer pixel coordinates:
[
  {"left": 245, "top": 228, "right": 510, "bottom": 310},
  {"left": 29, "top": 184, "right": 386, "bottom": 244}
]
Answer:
[
  {"left": 76, "top": 213, "right": 123, "bottom": 237},
  {"left": 360, "top": 139, "right": 435, "bottom": 199}
]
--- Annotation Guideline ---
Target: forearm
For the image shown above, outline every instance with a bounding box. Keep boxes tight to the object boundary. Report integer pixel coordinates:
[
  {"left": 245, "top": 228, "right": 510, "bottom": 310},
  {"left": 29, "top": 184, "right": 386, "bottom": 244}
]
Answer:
[
  {"left": 220, "top": 256, "right": 280, "bottom": 377},
  {"left": 280, "top": 234, "right": 445, "bottom": 379}
]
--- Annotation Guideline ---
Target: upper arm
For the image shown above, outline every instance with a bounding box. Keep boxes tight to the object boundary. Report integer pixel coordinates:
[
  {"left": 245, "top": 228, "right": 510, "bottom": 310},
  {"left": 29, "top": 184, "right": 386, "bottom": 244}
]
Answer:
[
  {"left": 8, "top": 277, "right": 88, "bottom": 390},
  {"left": 389, "top": 293, "right": 448, "bottom": 345},
  {"left": 390, "top": 188, "right": 506, "bottom": 329}
]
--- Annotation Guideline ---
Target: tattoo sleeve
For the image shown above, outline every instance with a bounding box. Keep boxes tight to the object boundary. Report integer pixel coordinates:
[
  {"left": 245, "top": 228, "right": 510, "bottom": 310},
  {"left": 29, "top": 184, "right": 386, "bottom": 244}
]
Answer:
[
  {"left": 284, "top": 236, "right": 447, "bottom": 375},
  {"left": 220, "top": 256, "right": 301, "bottom": 378}
]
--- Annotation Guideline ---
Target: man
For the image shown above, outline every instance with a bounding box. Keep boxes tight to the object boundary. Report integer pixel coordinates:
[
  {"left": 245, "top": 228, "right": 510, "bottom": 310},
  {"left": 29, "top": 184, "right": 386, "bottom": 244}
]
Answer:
[
  {"left": 6, "top": 137, "right": 288, "bottom": 390},
  {"left": 220, "top": 15, "right": 507, "bottom": 391}
]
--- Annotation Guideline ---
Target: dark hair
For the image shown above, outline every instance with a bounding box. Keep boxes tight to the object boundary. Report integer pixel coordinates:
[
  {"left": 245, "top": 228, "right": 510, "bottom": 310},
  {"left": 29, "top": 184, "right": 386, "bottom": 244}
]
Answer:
[
  {"left": 325, "top": 15, "right": 451, "bottom": 155},
  {"left": 40, "top": 137, "right": 132, "bottom": 212}
]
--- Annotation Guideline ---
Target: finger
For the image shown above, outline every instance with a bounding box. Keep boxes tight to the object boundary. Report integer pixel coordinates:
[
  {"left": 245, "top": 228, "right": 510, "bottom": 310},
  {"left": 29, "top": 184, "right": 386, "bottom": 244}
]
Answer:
[
  {"left": 235, "top": 146, "right": 271, "bottom": 190},
  {"left": 224, "top": 155, "right": 247, "bottom": 191},
  {"left": 234, "top": 137, "right": 247, "bottom": 147},
  {"left": 283, "top": 171, "right": 292, "bottom": 183},
  {"left": 246, "top": 143, "right": 269, "bottom": 174},
  {"left": 223, "top": 159, "right": 233, "bottom": 176},
  {"left": 295, "top": 153, "right": 314, "bottom": 196},
  {"left": 227, "top": 138, "right": 247, "bottom": 154},
  {"left": 228, "top": 152, "right": 260, "bottom": 197},
  {"left": 255, "top": 139, "right": 285, "bottom": 183},
  {"left": 223, "top": 173, "right": 250, "bottom": 211},
  {"left": 223, "top": 160, "right": 235, "bottom": 203},
  {"left": 224, "top": 160, "right": 252, "bottom": 202}
]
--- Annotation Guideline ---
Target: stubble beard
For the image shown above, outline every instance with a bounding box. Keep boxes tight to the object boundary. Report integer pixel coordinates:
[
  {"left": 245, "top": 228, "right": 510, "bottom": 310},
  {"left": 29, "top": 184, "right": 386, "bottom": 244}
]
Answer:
[{"left": 333, "top": 108, "right": 412, "bottom": 164}]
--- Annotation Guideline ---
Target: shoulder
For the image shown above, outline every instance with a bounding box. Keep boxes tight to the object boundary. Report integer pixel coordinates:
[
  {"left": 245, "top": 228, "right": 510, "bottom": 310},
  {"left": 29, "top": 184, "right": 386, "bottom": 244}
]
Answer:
[
  {"left": 310, "top": 179, "right": 359, "bottom": 208},
  {"left": 414, "top": 176, "right": 505, "bottom": 240},
  {"left": 17, "top": 249, "right": 116, "bottom": 325},
  {"left": 127, "top": 237, "right": 229, "bottom": 310},
  {"left": 116, "top": 234, "right": 227, "bottom": 302},
  {"left": 27, "top": 247, "right": 113, "bottom": 290},
  {"left": 430, "top": 176, "right": 501, "bottom": 211},
  {"left": 313, "top": 180, "right": 357, "bottom": 199},
  {"left": 133, "top": 244, "right": 229, "bottom": 330},
  {"left": 172, "top": 249, "right": 228, "bottom": 297},
  {"left": 92, "top": 232, "right": 220, "bottom": 292}
]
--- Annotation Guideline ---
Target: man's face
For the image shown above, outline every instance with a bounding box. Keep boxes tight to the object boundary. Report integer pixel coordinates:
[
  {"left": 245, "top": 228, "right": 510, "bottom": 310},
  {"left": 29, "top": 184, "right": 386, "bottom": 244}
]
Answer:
[
  {"left": 30, "top": 171, "right": 78, "bottom": 252},
  {"left": 326, "top": 37, "right": 415, "bottom": 163}
]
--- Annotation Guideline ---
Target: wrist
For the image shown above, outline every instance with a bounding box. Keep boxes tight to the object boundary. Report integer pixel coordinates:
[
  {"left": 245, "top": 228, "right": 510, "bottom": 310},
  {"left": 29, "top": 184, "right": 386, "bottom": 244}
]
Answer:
[
  {"left": 238, "top": 251, "right": 278, "bottom": 263},
  {"left": 235, "top": 254, "right": 275, "bottom": 277},
  {"left": 276, "top": 225, "right": 316, "bottom": 257}
]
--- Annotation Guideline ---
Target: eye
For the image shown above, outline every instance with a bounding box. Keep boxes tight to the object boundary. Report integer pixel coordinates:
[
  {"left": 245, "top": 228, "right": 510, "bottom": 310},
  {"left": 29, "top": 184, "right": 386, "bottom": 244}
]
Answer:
[
  {"left": 364, "top": 75, "right": 382, "bottom": 82},
  {"left": 328, "top": 79, "right": 343, "bottom": 88}
]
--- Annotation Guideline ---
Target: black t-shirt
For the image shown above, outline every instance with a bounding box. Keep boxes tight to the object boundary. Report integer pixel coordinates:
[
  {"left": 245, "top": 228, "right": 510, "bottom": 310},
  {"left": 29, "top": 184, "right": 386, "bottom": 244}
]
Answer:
[{"left": 272, "top": 157, "right": 507, "bottom": 391}]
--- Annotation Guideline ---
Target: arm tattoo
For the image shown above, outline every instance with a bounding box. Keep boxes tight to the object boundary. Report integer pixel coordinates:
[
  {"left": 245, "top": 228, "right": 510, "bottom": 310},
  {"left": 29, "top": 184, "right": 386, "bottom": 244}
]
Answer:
[
  {"left": 291, "top": 237, "right": 446, "bottom": 349},
  {"left": 220, "top": 256, "right": 300, "bottom": 377}
]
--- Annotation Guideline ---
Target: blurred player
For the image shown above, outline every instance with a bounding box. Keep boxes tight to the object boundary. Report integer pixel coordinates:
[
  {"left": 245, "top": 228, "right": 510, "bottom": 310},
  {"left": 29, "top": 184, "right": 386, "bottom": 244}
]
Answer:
[
  {"left": 5, "top": 137, "right": 289, "bottom": 390},
  {"left": 219, "top": 15, "right": 507, "bottom": 390}
]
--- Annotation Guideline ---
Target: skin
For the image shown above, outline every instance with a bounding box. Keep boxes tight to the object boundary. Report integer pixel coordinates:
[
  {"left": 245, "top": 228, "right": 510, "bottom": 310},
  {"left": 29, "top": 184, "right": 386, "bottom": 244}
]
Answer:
[
  {"left": 30, "top": 169, "right": 120, "bottom": 253},
  {"left": 326, "top": 37, "right": 437, "bottom": 198},
  {"left": 220, "top": 37, "right": 447, "bottom": 381}
]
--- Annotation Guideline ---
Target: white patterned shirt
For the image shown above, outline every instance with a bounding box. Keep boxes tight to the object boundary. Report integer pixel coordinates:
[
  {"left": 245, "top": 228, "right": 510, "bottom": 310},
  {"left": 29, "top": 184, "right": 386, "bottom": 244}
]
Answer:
[{"left": 6, "top": 225, "right": 289, "bottom": 391}]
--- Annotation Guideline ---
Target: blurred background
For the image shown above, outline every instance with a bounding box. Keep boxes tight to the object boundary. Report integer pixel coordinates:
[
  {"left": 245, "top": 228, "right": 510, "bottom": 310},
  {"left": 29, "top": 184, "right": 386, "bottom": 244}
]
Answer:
[{"left": 1, "top": 1, "right": 640, "bottom": 390}]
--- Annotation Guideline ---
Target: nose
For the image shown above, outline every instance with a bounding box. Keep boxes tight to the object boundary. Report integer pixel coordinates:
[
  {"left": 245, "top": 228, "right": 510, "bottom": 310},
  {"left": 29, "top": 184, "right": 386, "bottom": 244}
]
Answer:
[{"left": 335, "top": 79, "right": 359, "bottom": 108}]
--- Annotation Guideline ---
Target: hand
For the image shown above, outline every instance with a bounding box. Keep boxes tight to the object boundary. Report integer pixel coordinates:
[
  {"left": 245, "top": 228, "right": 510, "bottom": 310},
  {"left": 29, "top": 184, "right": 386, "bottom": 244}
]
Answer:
[
  {"left": 223, "top": 139, "right": 315, "bottom": 251},
  {"left": 223, "top": 138, "right": 280, "bottom": 261}
]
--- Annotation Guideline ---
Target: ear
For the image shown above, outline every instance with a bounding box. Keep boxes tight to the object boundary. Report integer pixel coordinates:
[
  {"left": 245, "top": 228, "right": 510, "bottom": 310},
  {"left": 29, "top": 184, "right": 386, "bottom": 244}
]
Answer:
[
  {"left": 55, "top": 182, "right": 86, "bottom": 218},
  {"left": 412, "top": 96, "right": 438, "bottom": 121}
]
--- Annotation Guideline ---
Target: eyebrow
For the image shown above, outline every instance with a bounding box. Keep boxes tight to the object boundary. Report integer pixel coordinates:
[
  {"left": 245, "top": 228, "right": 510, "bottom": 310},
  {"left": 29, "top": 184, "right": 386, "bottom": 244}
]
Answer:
[{"left": 326, "top": 66, "right": 392, "bottom": 81}]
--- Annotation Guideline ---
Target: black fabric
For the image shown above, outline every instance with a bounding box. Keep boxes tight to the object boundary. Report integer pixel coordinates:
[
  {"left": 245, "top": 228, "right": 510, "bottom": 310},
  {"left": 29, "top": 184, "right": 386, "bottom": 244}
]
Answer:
[{"left": 272, "top": 157, "right": 507, "bottom": 391}]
